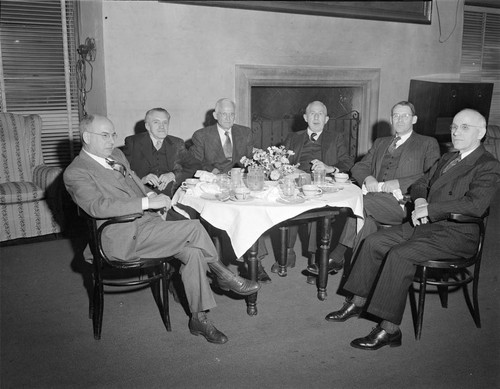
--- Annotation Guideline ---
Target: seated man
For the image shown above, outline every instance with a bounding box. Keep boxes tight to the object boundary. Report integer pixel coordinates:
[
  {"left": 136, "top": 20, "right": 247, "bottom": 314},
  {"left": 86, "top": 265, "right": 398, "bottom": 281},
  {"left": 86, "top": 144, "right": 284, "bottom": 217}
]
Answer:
[
  {"left": 273, "top": 100, "right": 354, "bottom": 273},
  {"left": 308, "top": 101, "right": 440, "bottom": 275},
  {"left": 64, "top": 114, "right": 260, "bottom": 345},
  {"left": 325, "top": 109, "right": 500, "bottom": 350},
  {"left": 190, "top": 98, "right": 270, "bottom": 282}
]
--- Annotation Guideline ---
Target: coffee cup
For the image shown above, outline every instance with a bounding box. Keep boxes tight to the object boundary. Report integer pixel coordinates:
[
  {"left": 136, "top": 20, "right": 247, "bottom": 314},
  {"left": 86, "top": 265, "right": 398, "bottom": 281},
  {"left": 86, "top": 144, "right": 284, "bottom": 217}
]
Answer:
[
  {"left": 234, "top": 186, "right": 250, "bottom": 200},
  {"left": 181, "top": 178, "right": 200, "bottom": 189},
  {"left": 302, "top": 184, "right": 322, "bottom": 197},
  {"left": 334, "top": 172, "right": 349, "bottom": 183}
]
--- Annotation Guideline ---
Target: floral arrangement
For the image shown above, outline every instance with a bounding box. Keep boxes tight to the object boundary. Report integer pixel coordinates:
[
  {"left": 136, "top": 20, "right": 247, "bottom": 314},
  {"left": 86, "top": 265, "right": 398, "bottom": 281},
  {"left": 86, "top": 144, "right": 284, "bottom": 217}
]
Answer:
[{"left": 240, "top": 145, "right": 299, "bottom": 180}]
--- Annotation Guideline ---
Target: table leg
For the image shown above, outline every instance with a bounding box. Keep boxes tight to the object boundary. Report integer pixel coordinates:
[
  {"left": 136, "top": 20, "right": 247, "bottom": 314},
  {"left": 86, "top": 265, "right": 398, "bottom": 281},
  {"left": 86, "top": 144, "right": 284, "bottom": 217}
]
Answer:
[
  {"left": 277, "top": 225, "right": 289, "bottom": 277},
  {"left": 317, "top": 216, "right": 331, "bottom": 301},
  {"left": 246, "top": 240, "right": 259, "bottom": 316}
]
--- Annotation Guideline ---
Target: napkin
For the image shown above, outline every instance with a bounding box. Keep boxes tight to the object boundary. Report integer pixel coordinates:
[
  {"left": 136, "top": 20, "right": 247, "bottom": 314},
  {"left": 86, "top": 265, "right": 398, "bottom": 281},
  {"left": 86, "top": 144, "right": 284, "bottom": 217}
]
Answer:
[{"left": 194, "top": 170, "right": 216, "bottom": 183}]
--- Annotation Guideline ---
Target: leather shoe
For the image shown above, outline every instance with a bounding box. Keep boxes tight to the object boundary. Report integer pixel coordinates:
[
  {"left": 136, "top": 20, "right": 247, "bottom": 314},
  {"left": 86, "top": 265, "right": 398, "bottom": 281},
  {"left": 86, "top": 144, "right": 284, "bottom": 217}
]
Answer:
[
  {"left": 218, "top": 274, "right": 261, "bottom": 295},
  {"left": 189, "top": 315, "right": 228, "bottom": 344},
  {"left": 307, "top": 257, "right": 344, "bottom": 275},
  {"left": 350, "top": 326, "right": 402, "bottom": 350},
  {"left": 325, "top": 302, "right": 363, "bottom": 322}
]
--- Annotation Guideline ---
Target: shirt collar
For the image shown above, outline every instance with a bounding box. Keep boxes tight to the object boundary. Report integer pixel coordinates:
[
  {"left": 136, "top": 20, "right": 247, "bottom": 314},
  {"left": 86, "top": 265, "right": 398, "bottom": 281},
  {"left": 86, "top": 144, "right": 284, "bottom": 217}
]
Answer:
[
  {"left": 459, "top": 145, "right": 479, "bottom": 160},
  {"left": 307, "top": 128, "right": 323, "bottom": 139},
  {"left": 217, "top": 124, "right": 231, "bottom": 134},
  {"left": 83, "top": 148, "right": 113, "bottom": 170}
]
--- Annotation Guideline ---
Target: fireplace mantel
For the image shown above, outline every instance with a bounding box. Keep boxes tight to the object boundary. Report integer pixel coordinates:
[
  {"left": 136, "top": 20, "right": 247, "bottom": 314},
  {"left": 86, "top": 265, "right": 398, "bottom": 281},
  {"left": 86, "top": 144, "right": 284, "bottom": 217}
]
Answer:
[{"left": 235, "top": 65, "right": 380, "bottom": 154}]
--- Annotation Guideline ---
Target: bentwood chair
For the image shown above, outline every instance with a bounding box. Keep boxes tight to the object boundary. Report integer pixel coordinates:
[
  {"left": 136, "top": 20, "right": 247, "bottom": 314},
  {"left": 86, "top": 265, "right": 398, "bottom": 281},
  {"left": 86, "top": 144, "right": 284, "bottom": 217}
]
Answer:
[
  {"left": 83, "top": 211, "right": 173, "bottom": 340},
  {"left": 409, "top": 211, "right": 488, "bottom": 340}
]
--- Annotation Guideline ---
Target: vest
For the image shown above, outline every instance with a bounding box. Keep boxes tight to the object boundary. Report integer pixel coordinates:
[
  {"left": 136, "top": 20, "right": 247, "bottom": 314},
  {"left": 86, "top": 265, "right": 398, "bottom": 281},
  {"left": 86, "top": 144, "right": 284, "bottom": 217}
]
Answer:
[
  {"left": 298, "top": 135, "right": 322, "bottom": 173},
  {"left": 376, "top": 142, "right": 406, "bottom": 182}
]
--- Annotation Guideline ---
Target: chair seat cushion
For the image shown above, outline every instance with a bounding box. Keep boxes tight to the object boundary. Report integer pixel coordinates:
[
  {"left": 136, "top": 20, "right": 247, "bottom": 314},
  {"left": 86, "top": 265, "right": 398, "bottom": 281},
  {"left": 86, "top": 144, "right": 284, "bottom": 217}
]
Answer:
[{"left": 0, "top": 181, "right": 46, "bottom": 204}]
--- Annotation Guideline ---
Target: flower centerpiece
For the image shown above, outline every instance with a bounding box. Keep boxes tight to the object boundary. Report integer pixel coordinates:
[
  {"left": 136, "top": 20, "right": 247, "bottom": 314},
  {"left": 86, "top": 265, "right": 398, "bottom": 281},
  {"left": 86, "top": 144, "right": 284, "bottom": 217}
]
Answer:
[{"left": 240, "top": 146, "right": 299, "bottom": 181}]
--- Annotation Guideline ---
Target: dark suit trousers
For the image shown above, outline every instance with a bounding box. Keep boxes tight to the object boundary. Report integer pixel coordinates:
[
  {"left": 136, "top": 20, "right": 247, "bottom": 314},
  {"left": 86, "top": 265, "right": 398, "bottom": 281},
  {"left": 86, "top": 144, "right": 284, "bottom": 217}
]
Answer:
[
  {"left": 344, "top": 223, "right": 469, "bottom": 325},
  {"left": 339, "top": 192, "right": 406, "bottom": 252}
]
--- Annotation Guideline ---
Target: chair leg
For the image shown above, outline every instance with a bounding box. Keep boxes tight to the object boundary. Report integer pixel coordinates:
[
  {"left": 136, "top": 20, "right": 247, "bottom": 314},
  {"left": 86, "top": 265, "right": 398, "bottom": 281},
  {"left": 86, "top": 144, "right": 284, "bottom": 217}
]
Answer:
[
  {"left": 408, "top": 284, "right": 418, "bottom": 340},
  {"left": 92, "top": 279, "right": 104, "bottom": 340},
  {"left": 437, "top": 272, "right": 449, "bottom": 308},
  {"left": 161, "top": 261, "right": 172, "bottom": 332},
  {"left": 415, "top": 267, "right": 428, "bottom": 340},
  {"left": 462, "top": 271, "right": 481, "bottom": 328}
]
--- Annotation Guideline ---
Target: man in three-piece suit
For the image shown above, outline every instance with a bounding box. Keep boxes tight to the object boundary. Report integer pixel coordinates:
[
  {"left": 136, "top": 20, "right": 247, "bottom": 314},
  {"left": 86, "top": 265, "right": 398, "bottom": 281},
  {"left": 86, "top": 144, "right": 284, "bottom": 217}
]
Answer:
[
  {"left": 275, "top": 101, "right": 355, "bottom": 274},
  {"left": 325, "top": 109, "right": 500, "bottom": 350},
  {"left": 123, "top": 108, "right": 197, "bottom": 199},
  {"left": 190, "top": 98, "right": 253, "bottom": 174},
  {"left": 190, "top": 98, "right": 271, "bottom": 282},
  {"left": 64, "top": 114, "right": 260, "bottom": 345},
  {"left": 308, "top": 101, "right": 441, "bottom": 275}
]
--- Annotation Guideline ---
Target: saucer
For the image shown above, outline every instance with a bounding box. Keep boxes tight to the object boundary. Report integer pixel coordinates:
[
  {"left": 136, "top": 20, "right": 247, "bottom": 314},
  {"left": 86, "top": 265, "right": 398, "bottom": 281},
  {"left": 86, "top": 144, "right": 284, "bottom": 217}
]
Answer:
[
  {"left": 230, "top": 195, "right": 253, "bottom": 202},
  {"left": 201, "top": 193, "right": 220, "bottom": 200},
  {"left": 318, "top": 183, "right": 343, "bottom": 193},
  {"left": 299, "top": 192, "right": 322, "bottom": 199},
  {"left": 276, "top": 196, "right": 305, "bottom": 204}
]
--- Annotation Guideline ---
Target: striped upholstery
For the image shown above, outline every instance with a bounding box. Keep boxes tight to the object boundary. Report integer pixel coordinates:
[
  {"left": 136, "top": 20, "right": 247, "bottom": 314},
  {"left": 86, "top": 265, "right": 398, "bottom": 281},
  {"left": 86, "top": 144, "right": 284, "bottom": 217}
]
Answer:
[{"left": 0, "top": 113, "right": 63, "bottom": 241}]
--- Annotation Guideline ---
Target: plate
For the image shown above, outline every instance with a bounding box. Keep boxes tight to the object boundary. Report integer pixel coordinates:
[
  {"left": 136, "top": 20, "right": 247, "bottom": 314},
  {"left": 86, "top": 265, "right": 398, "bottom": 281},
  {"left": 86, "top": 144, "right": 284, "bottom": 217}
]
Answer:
[
  {"left": 201, "top": 193, "right": 220, "bottom": 200},
  {"left": 276, "top": 196, "right": 305, "bottom": 204},
  {"left": 318, "top": 183, "right": 343, "bottom": 193},
  {"left": 230, "top": 195, "right": 253, "bottom": 202},
  {"left": 299, "top": 192, "right": 323, "bottom": 199}
]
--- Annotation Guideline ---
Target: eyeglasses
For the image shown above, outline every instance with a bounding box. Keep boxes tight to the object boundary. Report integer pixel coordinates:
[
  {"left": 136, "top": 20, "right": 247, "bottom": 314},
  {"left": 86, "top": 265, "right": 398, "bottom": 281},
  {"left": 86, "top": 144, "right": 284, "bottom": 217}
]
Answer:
[
  {"left": 450, "top": 124, "right": 483, "bottom": 133},
  {"left": 217, "top": 112, "right": 235, "bottom": 120},
  {"left": 392, "top": 113, "right": 413, "bottom": 121},
  {"left": 86, "top": 131, "right": 118, "bottom": 141}
]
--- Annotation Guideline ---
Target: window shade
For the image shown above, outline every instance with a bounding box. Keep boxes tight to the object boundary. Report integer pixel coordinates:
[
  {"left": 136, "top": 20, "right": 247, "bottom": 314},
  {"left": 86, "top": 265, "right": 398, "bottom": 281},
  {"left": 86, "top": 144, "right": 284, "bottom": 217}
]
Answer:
[
  {"left": 0, "top": 0, "right": 80, "bottom": 167},
  {"left": 462, "top": 8, "right": 500, "bottom": 126}
]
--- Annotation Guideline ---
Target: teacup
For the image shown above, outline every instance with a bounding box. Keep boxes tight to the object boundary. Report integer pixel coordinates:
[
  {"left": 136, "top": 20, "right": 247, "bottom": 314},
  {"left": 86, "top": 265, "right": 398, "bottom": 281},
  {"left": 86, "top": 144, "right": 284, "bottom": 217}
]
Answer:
[
  {"left": 234, "top": 186, "right": 250, "bottom": 200},
  {"left": 181, "top": 178, "right": 200, "bottom": 189},
  {"left": 334, "top": 172, "right": 349, "bottom": 183},
  {"left": 302, "top": 184, "right": 322, "bottom": 197}
]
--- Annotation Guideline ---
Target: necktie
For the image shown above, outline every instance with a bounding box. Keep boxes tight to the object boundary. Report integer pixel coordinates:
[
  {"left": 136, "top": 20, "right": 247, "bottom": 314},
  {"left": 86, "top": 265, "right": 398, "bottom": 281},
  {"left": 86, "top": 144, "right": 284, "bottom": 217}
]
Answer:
[
  {"left": 442, "top": 154, "right": 461, "bottom": 174},
  {"left": 155, "top": 140, "right": 162, "bottom": 150},
  {"left": 105, "top": 158, "right": 126, "bottom": 176},
  {"left": 387, "top": 136, "right": 401, "bottom": 154},
  {"left": 223, "top": 130, "right": 232, "bottom": 160},
  {"left": 310, "top": 132, "right": 318, "bottom": 142}
]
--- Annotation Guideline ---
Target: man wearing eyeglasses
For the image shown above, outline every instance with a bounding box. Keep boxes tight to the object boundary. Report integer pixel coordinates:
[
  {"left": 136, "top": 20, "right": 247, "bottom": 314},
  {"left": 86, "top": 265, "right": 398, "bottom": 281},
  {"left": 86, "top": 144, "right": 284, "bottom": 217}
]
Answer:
[
  {"left": 325, "top": 109, "right": 500, "bottom": 350},
  {"left": 123, "top": 108, "right": 198, "bottom": 199},
  {"left": 190, "top": 98, "right": 254, "bottom": 174},
  {"left": 308, "top": 101, "right": 441, "bottom": 276},
  {"left": 64, "top": 114, "right": 261, "bottom": 344}
]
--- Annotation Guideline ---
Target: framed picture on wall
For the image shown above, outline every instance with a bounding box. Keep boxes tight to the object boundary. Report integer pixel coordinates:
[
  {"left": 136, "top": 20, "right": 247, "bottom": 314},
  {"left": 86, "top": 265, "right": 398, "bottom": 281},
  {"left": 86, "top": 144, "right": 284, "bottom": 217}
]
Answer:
[{"left": 164, "top": 1, "right": 432, "bottom": 25}]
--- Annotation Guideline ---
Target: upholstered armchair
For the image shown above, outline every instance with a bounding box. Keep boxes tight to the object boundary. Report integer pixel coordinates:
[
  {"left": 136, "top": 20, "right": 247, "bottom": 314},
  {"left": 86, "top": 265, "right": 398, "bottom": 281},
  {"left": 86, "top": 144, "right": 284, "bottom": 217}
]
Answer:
[{"left": 0, "top": 113, "right": 64, "bottom": 242}]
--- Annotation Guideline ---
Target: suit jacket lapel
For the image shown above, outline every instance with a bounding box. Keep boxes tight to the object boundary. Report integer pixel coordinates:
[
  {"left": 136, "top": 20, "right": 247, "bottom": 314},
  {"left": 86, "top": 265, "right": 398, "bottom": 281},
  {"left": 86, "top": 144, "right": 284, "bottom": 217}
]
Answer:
[
  {"left": 320, "top": 130, "right": 334, "bottom": 160},
  {"left": 137, "top": 133, "right": 156, "bottom": 167}
]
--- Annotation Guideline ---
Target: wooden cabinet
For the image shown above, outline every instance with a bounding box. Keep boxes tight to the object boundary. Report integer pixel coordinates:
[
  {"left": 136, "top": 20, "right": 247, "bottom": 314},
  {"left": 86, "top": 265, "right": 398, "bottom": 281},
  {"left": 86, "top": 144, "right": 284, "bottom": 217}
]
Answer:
[{"left": 408, "top": 79, "right": 493, "bottom": 143}]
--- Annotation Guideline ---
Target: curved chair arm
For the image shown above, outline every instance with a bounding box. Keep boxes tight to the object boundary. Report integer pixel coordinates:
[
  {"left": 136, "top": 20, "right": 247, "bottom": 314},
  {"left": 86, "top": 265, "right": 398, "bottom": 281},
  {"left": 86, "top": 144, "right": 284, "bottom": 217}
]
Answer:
[
  {"left": 448, "top": 211, "right": 488, "bottom": 225},
  {"left": 33, "top": 164, "right": 63, "bottom": 191},
  {"left": 95, "top": 213, "right": 143, "bottom": 267}
]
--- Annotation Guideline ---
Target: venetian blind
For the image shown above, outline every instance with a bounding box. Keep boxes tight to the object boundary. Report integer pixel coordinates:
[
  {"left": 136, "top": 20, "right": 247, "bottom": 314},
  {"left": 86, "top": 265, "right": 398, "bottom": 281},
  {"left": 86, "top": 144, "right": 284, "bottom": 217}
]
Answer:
[
  {"left": 0, "top": 0, "right": 80, "bottom": 167},
  {"left": 461, "top": 7, "right": 500, "bottom": 126}
]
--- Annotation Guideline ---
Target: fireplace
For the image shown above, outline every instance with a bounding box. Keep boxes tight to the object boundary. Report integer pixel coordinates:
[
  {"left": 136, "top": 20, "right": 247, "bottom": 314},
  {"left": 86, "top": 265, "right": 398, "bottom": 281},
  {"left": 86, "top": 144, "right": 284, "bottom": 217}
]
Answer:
[{"left": 235, "top": 65, "right": 380, "bottom": 154}]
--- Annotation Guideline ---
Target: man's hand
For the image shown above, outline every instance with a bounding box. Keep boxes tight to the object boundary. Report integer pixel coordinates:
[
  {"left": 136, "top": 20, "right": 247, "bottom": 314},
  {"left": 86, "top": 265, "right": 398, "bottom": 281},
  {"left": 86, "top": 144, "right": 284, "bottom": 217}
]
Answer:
[
  {"left": 380, "top": 179, "right": 400, "bottom": 193},
  {"left": 148, "top": 193, "right": 171, "bottom": 210},
  {"left": 364, "top": 176, "right": 379, "bottom": 192},
  {"left": 157, "top": 172, "right": 175, "bottom": 191},
  {"left": 311, "top": 159, "right": 337, "bottom": 174},
  {"left": 142, "top": 173, "right": 161, "bottom": 188},
  {"left": 411, "top": 198, "right": 429, "bottom": 226}
]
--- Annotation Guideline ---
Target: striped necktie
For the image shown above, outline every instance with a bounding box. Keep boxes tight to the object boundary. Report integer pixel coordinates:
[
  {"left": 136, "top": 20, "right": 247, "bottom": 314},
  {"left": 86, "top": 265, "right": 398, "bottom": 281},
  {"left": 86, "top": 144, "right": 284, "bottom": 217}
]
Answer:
[
  {"left": 387, "top": 136, "right": 401, "bottom": 154},
  {"left": 223, "top": 130, "right": 232, "bottom": 160},
  {"left": 442, "top": 154, "right": 461, "bottom": 174},
  {"left": 155, "top": 140, "right": 162, "bottom": 150},
  {"left": 310, "top": 132, "right": 318, "bottom": 142},
  {"left": 105, "top": 158, "right": 126, "bottom": 176}
]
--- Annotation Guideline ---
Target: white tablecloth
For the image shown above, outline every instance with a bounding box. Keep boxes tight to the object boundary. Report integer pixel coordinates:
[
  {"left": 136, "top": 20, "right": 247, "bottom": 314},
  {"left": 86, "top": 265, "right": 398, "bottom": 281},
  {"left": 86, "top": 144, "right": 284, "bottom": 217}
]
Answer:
[{"left": 172, "top": 183, "right": 364, "bottom": 258}]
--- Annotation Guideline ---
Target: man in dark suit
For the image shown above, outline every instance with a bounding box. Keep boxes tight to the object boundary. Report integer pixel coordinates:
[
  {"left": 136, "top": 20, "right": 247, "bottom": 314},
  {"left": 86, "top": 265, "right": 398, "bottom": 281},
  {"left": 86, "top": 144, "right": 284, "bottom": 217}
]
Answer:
[
  {"left": 190, "top": 98, "right": 253, "bottom": 174},
  {"left": 325, "top": 109, "right": 500, "bottom": 350},
  {"left": 123, "top": 108, "right": 196, "bottom": 198},
  {"left": 273, "top": 101, "right": 355, "bottom": 273},
  {"left": 308, "top": 101, "right": 441, "bottom": 275},
  {"left": 64, "top": 114, "right": 260, "bottom": 345},
  {"left": 190, "top": 98, "right": 271, "bottom": 282}
]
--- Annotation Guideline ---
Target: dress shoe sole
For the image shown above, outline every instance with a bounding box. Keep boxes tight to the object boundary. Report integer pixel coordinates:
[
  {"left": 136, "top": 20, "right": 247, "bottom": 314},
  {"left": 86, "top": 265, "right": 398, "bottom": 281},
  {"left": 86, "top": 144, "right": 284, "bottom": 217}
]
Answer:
[
  {"left": 325, "top": 314, "right": 360, "bottom": 322},
  {"left": 218, "top": 284, "right": 261, "bottom": 296},
  {"left": 190, "top": 330, "right": 228, "bottom": 344}
]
